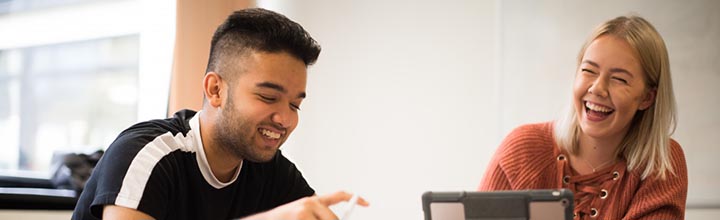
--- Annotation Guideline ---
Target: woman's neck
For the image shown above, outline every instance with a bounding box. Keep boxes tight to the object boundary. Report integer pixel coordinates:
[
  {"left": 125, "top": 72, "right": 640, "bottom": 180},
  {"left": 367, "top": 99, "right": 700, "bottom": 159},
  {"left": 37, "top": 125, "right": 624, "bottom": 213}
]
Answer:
[{"left": 571, "top": 132, "right": 623, "bottom": 174}]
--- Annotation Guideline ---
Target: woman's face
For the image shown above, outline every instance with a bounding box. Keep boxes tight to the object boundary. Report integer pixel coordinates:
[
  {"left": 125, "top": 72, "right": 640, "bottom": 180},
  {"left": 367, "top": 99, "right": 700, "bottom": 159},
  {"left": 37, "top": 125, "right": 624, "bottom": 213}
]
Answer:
[{"left": 573, "top": 35, "right": 655, "bottom": 142}]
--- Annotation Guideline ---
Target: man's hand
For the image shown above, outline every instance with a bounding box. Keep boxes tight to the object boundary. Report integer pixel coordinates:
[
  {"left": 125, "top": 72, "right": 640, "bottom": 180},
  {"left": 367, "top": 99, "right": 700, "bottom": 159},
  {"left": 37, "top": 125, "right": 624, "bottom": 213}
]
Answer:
[{"left": 242, "top": 191, "right": 369, "bottom": 220}]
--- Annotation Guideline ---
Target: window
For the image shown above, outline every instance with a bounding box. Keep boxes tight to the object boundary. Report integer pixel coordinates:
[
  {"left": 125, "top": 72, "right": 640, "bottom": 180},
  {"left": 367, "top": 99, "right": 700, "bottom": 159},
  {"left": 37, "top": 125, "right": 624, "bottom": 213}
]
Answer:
[
  {"left": 0, "top": 0, "right": 111, "bottom": 14},
  {"left": 0, "top": 36, "right": 139, "bottom": 171},
  {"left": 0, "top": 0, "right": 174, "bottom": 174}
]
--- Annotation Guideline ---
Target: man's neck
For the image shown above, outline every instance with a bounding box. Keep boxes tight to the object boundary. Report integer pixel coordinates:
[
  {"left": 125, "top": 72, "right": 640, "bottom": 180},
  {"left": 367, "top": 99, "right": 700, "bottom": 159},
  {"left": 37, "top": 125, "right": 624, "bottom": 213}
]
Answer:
[{"left": 199, "top": 111, "right": 243, "bottom": 183}]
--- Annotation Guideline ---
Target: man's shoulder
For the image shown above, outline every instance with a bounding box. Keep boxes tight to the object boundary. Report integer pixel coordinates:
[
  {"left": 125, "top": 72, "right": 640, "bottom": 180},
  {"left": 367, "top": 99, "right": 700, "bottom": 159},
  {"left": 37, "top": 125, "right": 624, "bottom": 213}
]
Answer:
[
  {"left": 119, "top": 109, "right": 197, "bottom": 137},
  {"left": 100, "top": 109, "right": 199, "bottom": 175}
]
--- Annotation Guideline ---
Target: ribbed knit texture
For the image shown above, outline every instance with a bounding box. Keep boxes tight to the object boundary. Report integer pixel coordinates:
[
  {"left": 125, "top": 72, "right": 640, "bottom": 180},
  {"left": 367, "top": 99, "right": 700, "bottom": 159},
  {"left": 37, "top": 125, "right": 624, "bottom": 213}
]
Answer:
[{"left": 478, "top": 122, "right": 687, "bottom": 220}]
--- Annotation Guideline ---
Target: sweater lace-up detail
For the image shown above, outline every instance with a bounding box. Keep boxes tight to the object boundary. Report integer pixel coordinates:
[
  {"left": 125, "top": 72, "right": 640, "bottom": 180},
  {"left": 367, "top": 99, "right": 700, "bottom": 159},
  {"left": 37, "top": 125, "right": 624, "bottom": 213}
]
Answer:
[
  {"left": 556, "top": 153, "right": 626, "bottom": 219},
  {"left": 567, "top": 169, "right": 615, "bottom": 218}
]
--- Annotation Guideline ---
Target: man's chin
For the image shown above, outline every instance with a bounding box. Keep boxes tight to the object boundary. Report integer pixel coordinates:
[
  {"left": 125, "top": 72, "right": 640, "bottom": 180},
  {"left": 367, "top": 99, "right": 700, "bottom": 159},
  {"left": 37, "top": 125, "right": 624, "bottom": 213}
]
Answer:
[{"left": 245, "top": 149, "right": 278, "bottom": 163}]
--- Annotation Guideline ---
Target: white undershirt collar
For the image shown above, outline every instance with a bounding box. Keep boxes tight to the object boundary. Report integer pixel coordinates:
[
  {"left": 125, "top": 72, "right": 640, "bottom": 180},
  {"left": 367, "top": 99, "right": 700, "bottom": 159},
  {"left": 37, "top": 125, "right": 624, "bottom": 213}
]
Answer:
[{"left": 189, "top": 111, "right": 243, "bottom": 189}]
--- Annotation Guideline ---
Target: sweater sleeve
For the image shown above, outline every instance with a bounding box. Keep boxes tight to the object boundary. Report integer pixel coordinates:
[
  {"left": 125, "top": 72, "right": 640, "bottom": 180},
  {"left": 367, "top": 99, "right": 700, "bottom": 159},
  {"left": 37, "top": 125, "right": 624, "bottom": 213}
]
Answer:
[
  {"left": 622, "top": 140, "right": 688, "bottom": 220},
  {"left": 478, "top": 149, "right": 513, "bottom": 191},
  {"left": 478, "top": 123, "right": 557, "bottom": 191},
  {"left": 478, "top": 124, "right": 521, "bottom": 191}
]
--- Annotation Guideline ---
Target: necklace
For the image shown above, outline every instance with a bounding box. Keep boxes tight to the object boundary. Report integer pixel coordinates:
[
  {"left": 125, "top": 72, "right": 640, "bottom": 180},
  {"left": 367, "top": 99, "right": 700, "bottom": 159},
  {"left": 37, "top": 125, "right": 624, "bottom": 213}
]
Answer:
[{"left": 580, "top": 156, "right": 616, "bottom": 173}]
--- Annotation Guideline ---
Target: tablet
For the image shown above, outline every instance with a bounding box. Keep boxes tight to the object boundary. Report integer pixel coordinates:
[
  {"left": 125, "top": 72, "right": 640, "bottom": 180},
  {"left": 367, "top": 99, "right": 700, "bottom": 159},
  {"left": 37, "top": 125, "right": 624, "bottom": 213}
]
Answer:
[{"left": 422, "top": 189, "right": 573, "bottom": 220}]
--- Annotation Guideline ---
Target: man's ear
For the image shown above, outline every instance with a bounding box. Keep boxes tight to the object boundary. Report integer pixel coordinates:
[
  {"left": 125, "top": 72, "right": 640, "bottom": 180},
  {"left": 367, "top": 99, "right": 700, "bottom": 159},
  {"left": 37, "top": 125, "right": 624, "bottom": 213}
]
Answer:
[
  {"left": 203, "top": 72, "right": 223, "bottom": 108},
  {"left": 639, "top": 88, "right": 656, "bottom": 110}
]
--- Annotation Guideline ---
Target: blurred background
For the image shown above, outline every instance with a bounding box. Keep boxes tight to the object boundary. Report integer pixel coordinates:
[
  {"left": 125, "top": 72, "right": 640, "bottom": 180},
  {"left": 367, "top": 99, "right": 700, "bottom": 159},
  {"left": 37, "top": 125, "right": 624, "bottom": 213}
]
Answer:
[{"left": 0, "top": 0, "right": 718, "bottom": 219}]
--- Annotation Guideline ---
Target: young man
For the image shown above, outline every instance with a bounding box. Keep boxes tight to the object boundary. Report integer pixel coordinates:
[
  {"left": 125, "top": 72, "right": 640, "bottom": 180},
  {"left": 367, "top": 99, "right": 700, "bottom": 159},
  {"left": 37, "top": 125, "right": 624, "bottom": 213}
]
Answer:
[{"left": 73, "top": 8, "right": 367, "bottom": 220}]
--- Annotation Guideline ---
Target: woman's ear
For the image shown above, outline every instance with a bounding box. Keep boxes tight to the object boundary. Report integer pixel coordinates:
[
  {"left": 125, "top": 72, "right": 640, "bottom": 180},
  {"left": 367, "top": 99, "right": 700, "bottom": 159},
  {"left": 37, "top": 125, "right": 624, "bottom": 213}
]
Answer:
[
  {"left": 639, "top": 88, "right": 657, "bottom": 110},
  {"left": 203, "top": 72, "right": 223, "bottom": 108}
]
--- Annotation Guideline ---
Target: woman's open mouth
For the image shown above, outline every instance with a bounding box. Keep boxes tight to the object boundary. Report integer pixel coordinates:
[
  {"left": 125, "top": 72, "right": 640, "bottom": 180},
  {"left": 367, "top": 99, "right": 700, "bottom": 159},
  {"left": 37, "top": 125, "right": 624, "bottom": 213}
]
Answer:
[{"left": 585, "top": 101, "right": 614, "bottom": 121}]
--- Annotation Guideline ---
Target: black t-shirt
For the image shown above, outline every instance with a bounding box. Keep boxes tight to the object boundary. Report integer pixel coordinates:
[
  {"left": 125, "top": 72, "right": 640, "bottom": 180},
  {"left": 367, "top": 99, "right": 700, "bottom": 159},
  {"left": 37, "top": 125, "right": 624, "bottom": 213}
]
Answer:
[{"left": 72, "top": 110, "right": 314, "bottom": 220}]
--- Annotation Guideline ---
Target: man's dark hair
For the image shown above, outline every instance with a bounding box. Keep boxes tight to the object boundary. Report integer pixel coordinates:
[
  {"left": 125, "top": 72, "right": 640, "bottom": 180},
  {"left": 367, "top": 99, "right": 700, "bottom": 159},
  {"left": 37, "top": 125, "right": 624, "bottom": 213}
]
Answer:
[{"left": 206, "top": 8, "right": 321, "bottom": 78}]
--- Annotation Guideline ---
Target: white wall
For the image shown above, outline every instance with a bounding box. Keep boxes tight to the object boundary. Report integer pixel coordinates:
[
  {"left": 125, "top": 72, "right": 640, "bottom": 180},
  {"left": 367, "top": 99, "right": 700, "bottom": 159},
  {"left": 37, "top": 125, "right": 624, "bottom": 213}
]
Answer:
[
  {"left": 259, "top": 0, "right": 720, "bottom": 219},
  {"left": 259, "top": 0, "right": 499, "bottom": 219},
  {"left": 269, "top": 1, "right": 501, "bottom": 219}
]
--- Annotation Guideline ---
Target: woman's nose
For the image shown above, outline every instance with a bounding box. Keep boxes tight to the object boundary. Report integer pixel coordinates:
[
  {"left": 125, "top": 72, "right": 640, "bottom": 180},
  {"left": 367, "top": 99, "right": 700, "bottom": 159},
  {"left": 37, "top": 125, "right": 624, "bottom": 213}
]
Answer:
[{"left": 588, "top": 77, "right": 609, "bottom": 98}]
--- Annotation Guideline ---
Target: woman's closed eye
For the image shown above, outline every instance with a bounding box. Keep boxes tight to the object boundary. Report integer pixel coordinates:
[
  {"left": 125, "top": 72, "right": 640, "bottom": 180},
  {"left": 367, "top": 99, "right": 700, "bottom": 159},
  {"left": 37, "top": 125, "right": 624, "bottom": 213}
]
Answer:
[
  {"left": 581, "top": 68, "right": 597, "bottom": 74},
  {"left": 612, "top": 76, "right": 628, "bottom": 84}
]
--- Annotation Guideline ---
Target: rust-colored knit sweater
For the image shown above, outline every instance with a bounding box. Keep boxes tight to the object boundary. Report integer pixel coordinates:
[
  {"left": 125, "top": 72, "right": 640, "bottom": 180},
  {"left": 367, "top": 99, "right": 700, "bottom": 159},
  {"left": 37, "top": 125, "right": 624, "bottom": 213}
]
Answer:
[{"left": 478, "top": 122, "right": 687, "bottom": 220}]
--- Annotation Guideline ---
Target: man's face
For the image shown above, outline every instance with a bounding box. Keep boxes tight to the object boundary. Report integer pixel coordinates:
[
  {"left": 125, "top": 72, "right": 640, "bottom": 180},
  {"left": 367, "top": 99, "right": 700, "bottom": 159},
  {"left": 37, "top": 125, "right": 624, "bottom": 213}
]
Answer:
[{"left": 214, "top": 51, "right": 307, "bottom": 162}]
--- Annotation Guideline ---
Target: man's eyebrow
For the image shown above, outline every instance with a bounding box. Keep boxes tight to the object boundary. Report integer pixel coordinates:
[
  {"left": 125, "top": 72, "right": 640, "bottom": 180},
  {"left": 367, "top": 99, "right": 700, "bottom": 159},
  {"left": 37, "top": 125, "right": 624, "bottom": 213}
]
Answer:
[
  {"left": 256, "top": 82, "right": 286, "bottom": 93},
  {"left": 256, "top": 81, "right": 306, "bottom": 99}
]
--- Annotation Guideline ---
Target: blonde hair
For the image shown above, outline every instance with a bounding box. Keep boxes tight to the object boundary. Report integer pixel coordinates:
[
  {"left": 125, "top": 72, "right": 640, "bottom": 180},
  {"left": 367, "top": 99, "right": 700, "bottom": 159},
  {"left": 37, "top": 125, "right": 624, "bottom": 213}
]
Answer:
[{"left": 554, "top": 15, "right": 677, "bottom": 180}]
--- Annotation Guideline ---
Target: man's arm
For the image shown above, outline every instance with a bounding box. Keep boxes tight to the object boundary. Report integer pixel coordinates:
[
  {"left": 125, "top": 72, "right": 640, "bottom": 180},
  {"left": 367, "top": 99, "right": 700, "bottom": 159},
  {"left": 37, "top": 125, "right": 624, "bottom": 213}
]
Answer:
[
  {"left": 103, "top": 205, "right": 155, "bottom": 220},
  {"left": 241, "top": 191, "right": 369, "bottom": 220}
]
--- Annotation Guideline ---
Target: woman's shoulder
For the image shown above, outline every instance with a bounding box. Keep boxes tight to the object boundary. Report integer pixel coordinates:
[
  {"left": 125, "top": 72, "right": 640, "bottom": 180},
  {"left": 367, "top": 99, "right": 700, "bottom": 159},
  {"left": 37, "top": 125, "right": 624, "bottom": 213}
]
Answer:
[
  {"left": 668, "top": 138, "right": 687, "bottom": 175},
  {"left": 491, "top": 122, "right": 559, "bottom": 185},
  {"left": 510, "top": 122, "right": 553, "bottom": 133},
  {"left": 669, "top": 138, "right": 685, "bottom": 159},
  {"left": 501, "top": 122, "right": 556, "bottom": 148},
  {"left": 495, "top": 122, "right": 558, "bottom": 163},
  {"left": 627, "top": 138, "right": 688, "bottom": 181}
]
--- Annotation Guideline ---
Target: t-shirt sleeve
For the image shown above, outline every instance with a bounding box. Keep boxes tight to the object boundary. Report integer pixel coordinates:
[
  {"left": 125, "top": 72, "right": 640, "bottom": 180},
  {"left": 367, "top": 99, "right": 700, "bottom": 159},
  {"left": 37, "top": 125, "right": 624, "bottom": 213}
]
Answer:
[{"left": 86, "top": 129, "right": 174, "bottom": 219}]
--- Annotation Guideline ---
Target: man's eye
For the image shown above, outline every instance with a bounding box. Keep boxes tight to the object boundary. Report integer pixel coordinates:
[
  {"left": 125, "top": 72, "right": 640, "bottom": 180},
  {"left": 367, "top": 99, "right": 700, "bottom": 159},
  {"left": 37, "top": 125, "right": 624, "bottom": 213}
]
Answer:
[
  {"left": 290, "top": 104, "right": 301, "bottom": 111},
  {"left": 259, "top": 95, "right": 276, "bottom": 101}
]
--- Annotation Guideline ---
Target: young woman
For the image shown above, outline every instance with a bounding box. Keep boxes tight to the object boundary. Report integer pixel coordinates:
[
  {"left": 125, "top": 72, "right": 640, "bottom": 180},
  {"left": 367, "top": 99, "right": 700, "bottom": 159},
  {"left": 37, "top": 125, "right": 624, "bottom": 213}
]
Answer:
[{"left": 479, "top": 15, "right": 687, "bottom": 219}]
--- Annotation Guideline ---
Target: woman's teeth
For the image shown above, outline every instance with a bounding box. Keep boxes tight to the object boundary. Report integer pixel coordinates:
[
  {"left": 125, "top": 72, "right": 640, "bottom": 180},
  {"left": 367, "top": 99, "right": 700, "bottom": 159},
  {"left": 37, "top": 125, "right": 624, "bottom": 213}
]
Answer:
[{"left": 585, "top": 102, "right": 613, "bottom": 113}]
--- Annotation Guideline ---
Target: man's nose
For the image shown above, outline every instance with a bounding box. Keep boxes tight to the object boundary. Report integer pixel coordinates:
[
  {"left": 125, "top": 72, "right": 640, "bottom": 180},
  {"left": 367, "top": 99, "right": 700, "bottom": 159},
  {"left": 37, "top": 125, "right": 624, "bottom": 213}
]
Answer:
[{"left": 271, "top": 107, "right": 294, "bottom": 129}]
